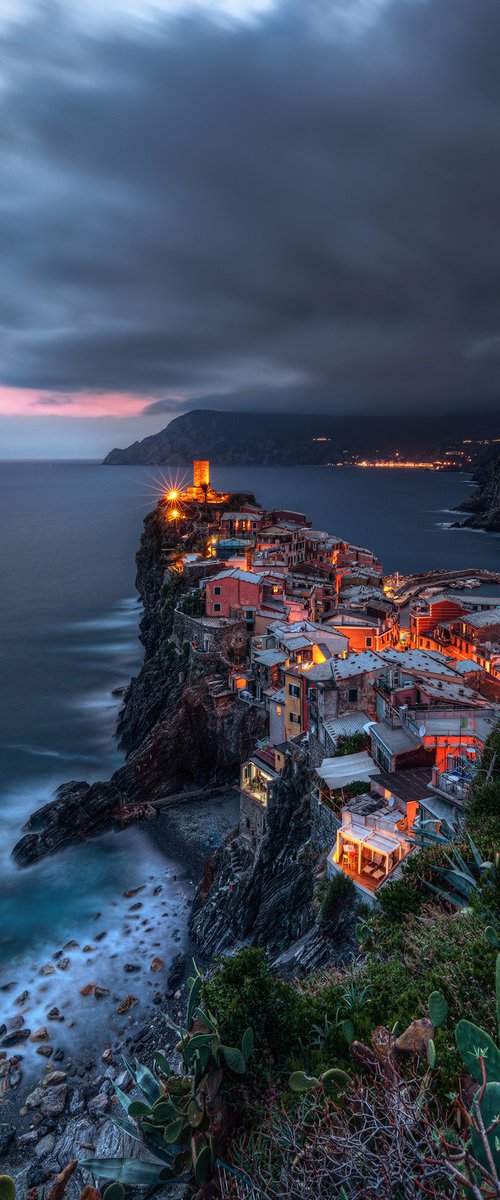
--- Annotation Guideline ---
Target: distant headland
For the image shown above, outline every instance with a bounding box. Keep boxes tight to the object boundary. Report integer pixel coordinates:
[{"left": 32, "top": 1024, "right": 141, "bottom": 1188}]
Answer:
[{"left": 102, "top": 407, "right": 500, "bottom": 470}]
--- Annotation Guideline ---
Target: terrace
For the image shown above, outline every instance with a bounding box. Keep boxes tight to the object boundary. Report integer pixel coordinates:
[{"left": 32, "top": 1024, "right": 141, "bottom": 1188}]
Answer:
[
  {"left": 429, "top": 762, "right": 475, "bottom": 803},
  {"left": 327, "top": 793, "right": 411, "bottom": 896}
]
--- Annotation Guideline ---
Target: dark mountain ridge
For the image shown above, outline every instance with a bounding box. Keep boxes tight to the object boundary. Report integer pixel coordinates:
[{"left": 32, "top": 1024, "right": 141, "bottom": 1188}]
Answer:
[{"left": 103, "top": 407, "right": 500, "bottom": 466}]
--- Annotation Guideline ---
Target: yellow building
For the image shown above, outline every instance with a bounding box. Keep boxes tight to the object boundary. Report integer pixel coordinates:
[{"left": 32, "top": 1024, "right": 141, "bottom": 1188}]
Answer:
[{"left": 284, "top": 666, "right": 304, "bottom": 740}]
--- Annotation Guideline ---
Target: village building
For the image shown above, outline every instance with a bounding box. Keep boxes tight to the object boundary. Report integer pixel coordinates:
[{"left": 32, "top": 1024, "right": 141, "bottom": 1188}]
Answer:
[
  {"left": 323, "top": 603, "right": 400, "bottom": 652},
  {"left": 327, "top": 789, "right": 414, "bottom": 899},
  {"left": 257, "top": 524, "right": 308, "bottom": 568},
  {"left": 165, "top": 466, "right": 499, "bottom": 873},
  {"left": 239, "top": 745, "right": 280, "bottom": 839},
  {"left": 415, "top": 708, "right": 497, "bottom": 814},
  {"left": 220, "top": 510, "right": 266, "bottom": 539},
  {"left": 446, "top": 609, "right": 500, "bottom": 676},
  {"left": 284, "top": 650, "right": 384, "bottom": 746},
  {"left": 409, "top": 591, "right": 466, "bottom": 644}
]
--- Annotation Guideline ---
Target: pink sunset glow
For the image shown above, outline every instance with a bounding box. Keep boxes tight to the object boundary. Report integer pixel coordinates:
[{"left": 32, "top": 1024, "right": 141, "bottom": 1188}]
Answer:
[{"left": 0, "top": 388, "right": 160, "bottom": 419}]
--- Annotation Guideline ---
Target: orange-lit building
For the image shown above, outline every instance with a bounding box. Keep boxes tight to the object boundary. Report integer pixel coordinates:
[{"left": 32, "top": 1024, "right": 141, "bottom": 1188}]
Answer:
[
  {"left": 409, "top": 592, "right": 465, "bottom": 644},
  {"left": 324, "top": 605, "right": 400, "bottom": 652}
]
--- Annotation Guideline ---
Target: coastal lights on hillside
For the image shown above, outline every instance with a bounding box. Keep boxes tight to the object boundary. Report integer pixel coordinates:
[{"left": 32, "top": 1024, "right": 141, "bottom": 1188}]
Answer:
[{"left": 166, "top": 489, "right": 179, "bottom": 501}]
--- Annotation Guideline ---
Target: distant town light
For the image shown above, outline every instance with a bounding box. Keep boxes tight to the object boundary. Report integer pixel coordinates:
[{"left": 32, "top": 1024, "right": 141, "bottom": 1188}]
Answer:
[{"left": 166, "top": 489, "right": 179, "bottom": 501}]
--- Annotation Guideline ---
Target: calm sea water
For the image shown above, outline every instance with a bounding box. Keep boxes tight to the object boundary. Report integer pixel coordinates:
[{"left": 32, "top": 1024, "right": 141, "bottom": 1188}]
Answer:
[{"left": 0, "top": 461, "right": 498, "bottom": 1058}]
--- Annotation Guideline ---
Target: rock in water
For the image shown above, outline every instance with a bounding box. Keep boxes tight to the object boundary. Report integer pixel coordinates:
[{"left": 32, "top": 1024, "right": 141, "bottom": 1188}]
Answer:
[{"left": 116, "top": 994, "right": 138, "bottom": 1014}]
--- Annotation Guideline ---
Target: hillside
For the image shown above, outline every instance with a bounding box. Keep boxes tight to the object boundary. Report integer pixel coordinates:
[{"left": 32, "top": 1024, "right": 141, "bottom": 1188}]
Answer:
[
  {"left": 103, "top": 407, "right": 500, "bottom": 466},
  {"left": 103, "top": 409, "right": 332, "bottom": 465},
  {"left": 458, "top": 444, "right": 500, "bottom": 531}
]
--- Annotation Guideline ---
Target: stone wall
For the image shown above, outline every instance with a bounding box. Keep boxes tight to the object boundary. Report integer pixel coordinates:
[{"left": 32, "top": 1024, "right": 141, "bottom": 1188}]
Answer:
[
  {"left": 181, "top": 560, "right": 223, "bottom": 587},
  {"left": 337, "top": 672, "right": 379, "bottom": 716},
  {"left": 304, "top": 731, "right": 326, "bottom": 769},
  {"left": 239, "top": 789, "right": 268, "bottom": 839},
  {"left": 172, "top": 610, "right": 247, "bottom": 661},
  {"left": 310, "top": 790, "right": 340, "bottom": 854}
]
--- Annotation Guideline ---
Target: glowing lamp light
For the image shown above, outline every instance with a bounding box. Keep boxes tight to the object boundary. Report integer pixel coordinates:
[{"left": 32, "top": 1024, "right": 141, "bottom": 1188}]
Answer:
[{"left": 166, "top": 489, "right": 179, "bottom": 501}]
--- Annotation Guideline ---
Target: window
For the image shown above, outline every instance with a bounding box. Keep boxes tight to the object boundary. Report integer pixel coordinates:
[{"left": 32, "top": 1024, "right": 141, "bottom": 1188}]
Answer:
[
  {"left": 366, "top": 636, "right": 372, "bottom": 647},
  {"left": 288, "top": 683, "right": 300, "bottom": 698},
  {"left": 213, "top": 603, "right": 221, "bottom": 613},
  {"left": 348, "top": 687, "right": 358, "bottom": 702},
  {"left": 214, "top": 586, "right": 221, "bottom": 595},
  {"left": 290, "top": 713, "right": 301, "bottom": 724},
  {"left": 276, "top": 705, "right": 282, "bottom": 715}
]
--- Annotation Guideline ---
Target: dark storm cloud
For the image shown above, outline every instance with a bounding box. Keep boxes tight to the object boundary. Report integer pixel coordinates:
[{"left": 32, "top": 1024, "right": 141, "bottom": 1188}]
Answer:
[{"left": 2, "top": 0, "right": 500, "bottom": 415}]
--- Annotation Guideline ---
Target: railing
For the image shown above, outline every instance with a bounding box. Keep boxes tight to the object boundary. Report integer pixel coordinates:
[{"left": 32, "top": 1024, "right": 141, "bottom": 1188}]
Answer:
[{"left": 431, "top": 771, "right": 471, "bottom": 800}]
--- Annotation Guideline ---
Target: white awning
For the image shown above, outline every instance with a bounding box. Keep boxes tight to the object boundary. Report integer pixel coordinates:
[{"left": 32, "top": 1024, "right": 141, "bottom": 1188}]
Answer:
[
  {"left": 315, "top": 751, "right": 378, "bottom": 791},
  {"left": 338, "top": 821, "right": 403, "bottom": 857}
]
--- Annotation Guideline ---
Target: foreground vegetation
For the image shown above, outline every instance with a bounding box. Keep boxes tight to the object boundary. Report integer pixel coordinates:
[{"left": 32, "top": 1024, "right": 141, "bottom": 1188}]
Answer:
[{"left": 8, "top": 726, "right": 496, "bottom": 1198}]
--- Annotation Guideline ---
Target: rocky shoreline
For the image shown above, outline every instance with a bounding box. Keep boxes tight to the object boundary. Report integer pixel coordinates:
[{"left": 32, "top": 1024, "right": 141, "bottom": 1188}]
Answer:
[
  {"left": 455, "top": 447, "right": 500, "bottom": 532},
  {"left": 0, "top": 789, "right": 240, "bottom": 1193}
]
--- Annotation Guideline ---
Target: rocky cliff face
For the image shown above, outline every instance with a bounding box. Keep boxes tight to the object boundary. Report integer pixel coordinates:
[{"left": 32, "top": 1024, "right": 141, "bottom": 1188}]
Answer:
[
  {"left": 12, "top": 506, "right": 265, "bottom": 867},
  {"left": 190, "top": 759, "right": 314, "bottom": 955},
  {"left": 190, "top": 758, "right": 354, "bottom": 974},
  {"left": 458, "top": 447, "right": 500, "bottom": 531}
]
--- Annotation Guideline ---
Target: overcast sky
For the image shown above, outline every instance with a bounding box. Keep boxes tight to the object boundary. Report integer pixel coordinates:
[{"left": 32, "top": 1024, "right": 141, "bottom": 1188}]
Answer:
[{"left": 1, "top": 0, "right": 500, "bottom": 457}]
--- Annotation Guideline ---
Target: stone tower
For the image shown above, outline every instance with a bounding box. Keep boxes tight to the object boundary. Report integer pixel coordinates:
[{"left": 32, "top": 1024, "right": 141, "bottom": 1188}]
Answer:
[{"left": 193, "top": 460, "right": 210, "bottom": 491}]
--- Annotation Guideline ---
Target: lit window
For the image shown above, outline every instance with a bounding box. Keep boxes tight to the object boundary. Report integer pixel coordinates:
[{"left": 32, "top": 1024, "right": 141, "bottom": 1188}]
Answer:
[{"left": 276, "top": 705, "right": 282, "bottom": 715}]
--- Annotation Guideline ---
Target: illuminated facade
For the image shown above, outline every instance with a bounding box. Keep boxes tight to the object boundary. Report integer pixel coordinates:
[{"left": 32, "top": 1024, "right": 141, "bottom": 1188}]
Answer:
[{"left": 193, "top": 460, "right": 210, "bottom": 491}]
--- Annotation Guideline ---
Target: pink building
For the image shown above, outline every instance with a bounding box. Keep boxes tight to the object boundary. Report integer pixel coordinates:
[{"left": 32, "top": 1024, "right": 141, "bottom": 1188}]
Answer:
[{"left": 205, "top": 568, "right": 264, "bottom": 618}]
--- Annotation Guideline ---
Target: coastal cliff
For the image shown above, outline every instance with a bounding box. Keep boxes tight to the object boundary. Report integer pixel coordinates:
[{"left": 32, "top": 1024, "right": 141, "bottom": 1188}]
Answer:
[
  {"left": 457, "top": 446, "right": 500, "bottom": 531},
  {"left": 190, "top": 757, "right": 356, "bottom": 975},
  {"left": 12, "top": 505, "right": 265, "bottom": 867},
  {"left": 190, "top": 760, "right": 314, "bottom": 957}
]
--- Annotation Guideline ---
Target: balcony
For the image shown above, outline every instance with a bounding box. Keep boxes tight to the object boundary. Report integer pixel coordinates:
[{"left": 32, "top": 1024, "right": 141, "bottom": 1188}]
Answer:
[
  {"left": 429, "top": 768, "right": 473, "bottom": 803},
  {"left": 240, "top": 755, "right": 278, "bottom": 807}
]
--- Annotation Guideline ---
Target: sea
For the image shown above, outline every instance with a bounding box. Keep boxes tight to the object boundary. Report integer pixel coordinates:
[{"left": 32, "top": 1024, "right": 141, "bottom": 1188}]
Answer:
[{"left": 0, "top": 460, "right": 498, "bottom": 1061}]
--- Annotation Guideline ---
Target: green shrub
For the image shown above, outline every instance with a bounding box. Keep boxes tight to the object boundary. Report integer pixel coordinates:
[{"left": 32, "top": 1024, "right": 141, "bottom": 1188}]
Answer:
[
  {"left": 318, "top": 872, "right": 355, "bottom": 926},
  {"left": 334, "top": 732, "right": 369, "bottom": 756},
  {"left": 377, "top": 878, "right": 424, "bottom": 922},
  {"left": 203, "top": 948, "right": 304, "bottom": 1066}
]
